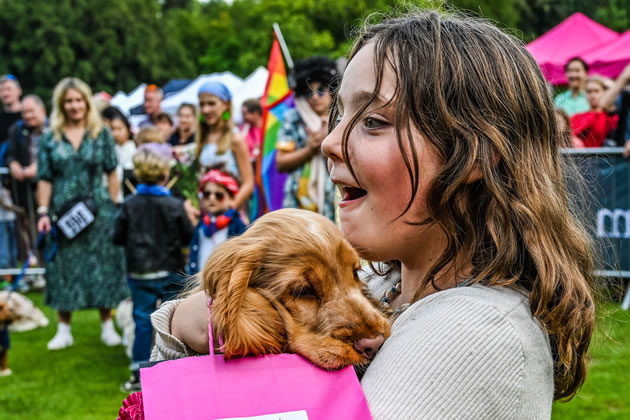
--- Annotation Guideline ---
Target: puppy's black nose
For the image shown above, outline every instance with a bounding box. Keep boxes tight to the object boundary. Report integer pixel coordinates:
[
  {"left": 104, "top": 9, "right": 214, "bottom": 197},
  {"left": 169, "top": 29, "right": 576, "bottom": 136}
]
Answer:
[{"left": 354, "top": 335, "right": 385, "bottom": 359}]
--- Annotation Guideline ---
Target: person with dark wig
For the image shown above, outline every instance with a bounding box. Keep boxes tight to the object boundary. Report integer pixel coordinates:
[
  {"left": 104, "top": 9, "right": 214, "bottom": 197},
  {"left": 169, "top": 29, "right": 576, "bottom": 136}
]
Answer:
[{"left": 275, "top": 57, "right": 339, "bottom": 221}]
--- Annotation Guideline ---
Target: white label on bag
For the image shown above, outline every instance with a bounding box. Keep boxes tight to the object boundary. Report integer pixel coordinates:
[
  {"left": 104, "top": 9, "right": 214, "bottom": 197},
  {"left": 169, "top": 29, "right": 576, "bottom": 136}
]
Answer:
[
  {"left": 218, "top": 410, "right": 309, "bottom": 420},
  {"left": 57, "top": 201, "right": 95, "bottom": 239}
]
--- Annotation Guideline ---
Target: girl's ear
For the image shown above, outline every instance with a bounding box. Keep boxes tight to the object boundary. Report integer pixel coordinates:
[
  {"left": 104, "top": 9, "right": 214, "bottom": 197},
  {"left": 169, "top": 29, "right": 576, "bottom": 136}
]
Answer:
[{"left": 203, "top": 242, "right": 285, "bottom": 358}]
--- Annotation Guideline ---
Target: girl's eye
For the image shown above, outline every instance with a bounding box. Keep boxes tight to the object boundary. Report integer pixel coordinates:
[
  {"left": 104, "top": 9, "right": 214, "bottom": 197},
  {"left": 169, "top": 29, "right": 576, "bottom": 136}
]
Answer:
[
  {"left": 334, "top": 114, "right": 343, "bottom": 126},
  {"left": 364, "top": 117, "right": 387, "bottom": 129}
]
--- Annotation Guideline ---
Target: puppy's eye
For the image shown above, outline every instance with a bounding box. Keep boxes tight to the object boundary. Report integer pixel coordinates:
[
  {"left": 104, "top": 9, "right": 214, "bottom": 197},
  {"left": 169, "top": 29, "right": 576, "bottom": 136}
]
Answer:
[{"left": 291, "top": 285, "right": 317, "bottom": 298}]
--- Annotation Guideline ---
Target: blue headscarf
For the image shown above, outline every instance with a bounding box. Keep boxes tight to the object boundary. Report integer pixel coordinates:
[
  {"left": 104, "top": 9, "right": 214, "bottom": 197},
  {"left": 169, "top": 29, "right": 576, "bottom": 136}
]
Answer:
[{"left": 198, "top": 80, "right": 232, "bottom": 102}]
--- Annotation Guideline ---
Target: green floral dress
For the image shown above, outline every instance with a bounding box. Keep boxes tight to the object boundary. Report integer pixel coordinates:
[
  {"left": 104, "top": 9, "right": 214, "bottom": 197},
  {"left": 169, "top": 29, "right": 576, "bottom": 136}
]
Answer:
[{"left": 37, "top": 127, "right": 128, "bottom": 311}]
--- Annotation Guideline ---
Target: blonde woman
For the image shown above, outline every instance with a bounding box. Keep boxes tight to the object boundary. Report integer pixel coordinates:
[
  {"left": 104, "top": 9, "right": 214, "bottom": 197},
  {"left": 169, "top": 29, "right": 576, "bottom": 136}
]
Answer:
[
  {"left": 36, "top": 77, "right": 127, "bottom": 350},
  {"left": 194, "top": 81, "right": 253, "bottom": 211}
]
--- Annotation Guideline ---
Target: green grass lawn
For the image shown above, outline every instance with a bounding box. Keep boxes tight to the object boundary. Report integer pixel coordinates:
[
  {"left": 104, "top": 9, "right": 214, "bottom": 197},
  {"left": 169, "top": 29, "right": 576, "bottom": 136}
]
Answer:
[
  {"left": 0, "top": 293, "right": 628, "bottom": 419},
  {"left": 552, "top": 304, "right": 630, "bottom": 419},
  {"left": 0, "top": 293, "right": 130, "bottom": 420}
]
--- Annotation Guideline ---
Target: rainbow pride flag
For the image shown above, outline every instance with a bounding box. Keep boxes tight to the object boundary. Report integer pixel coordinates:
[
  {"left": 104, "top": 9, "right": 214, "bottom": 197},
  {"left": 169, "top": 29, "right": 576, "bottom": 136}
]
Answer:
[{"left": 255, "top": 35, "right": 294, "bottom": 216}]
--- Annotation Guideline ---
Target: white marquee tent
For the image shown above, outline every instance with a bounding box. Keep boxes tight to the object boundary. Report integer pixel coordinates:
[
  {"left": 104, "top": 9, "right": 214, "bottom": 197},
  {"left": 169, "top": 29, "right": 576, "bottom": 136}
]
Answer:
[
  {"left": 110, "top": 83, "right": 146, "bottom": 115},
  {"left": 160, "top": 71, "right": 244, "bottom": 115},
  {"left": 109, "top": 68, "right": 269, "bottom": 128}
]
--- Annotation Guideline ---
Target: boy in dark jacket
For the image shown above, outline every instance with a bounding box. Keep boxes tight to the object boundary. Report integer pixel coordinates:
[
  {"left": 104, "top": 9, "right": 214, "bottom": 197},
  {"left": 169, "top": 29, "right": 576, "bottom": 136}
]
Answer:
[{"left": 113, "top": 142, "right": 193, "bottom": 392}]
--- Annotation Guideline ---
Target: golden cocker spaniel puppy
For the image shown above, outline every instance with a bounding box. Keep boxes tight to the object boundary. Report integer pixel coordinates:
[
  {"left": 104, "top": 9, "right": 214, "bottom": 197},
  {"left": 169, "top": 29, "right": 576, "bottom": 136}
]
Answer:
[{"left": 174, "top": 208, "right": 391, "bottom": 370}]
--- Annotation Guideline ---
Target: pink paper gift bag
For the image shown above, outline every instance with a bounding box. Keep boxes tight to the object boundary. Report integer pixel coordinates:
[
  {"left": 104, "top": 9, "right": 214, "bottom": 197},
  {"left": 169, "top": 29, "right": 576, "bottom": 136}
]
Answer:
[{"left": 140, "top": 302, "right": 373, "bottom": 420}]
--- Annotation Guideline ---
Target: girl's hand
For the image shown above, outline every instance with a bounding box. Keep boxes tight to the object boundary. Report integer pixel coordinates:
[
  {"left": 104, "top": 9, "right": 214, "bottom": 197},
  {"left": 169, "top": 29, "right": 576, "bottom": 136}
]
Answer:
[{"left": 38, "top": 215, "right": 51, "bottom": 233}]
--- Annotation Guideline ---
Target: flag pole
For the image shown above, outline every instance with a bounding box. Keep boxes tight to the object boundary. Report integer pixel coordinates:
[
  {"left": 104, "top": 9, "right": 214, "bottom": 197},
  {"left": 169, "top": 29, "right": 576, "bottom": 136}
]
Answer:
[{"left": 273, "top": 23, "right": 294, "bottom": 71}]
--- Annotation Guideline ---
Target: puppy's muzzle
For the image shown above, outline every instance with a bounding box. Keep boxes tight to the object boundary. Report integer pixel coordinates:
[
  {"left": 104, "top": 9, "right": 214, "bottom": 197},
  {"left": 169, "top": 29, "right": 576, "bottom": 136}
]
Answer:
[{"left": 353, "top": 334, "right": 385, "bottom": 359}]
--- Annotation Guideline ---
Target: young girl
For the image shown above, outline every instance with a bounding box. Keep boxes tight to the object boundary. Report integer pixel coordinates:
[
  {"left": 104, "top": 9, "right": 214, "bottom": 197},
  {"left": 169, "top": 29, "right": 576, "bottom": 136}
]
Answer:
[
  {"left": 109, "top": 113, "right": 136, "bottom": 201},
  {"left": 194, "top": 81, "right": 254, "bottom": 211},
  {"left": 113, "top": 142, "right": 193, "bottom": 391},
  {"left": 150, "top": 10, "right": 595, "bottom": 418},
  {"left": 187, "top": 169, "right": 246, "bottom": 275}
]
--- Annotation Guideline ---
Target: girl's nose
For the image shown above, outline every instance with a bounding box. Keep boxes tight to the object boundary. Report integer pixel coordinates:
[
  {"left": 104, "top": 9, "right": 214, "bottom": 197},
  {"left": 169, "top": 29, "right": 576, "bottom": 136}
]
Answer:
[{"left": 321, "top": 119, "right": 343, "bottom": 162}]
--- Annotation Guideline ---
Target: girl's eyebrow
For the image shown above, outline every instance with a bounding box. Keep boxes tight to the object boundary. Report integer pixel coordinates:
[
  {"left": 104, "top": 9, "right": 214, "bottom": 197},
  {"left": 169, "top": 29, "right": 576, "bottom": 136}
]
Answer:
[{"left": 338, "top": 89, "right": 388, "bottom": 111}]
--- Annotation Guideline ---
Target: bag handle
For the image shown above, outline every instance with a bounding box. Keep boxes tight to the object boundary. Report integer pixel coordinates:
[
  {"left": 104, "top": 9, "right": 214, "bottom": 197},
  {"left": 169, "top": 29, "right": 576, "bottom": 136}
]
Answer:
[{"left": 207, "top": 297, "right": 224, "bottom": 355}]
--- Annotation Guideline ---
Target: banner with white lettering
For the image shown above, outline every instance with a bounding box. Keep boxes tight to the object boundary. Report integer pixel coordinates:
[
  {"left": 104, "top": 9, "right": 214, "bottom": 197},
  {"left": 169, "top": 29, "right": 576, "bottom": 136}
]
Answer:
[{"left": 566, "top": 149, "right": 630, "bottom": 277}]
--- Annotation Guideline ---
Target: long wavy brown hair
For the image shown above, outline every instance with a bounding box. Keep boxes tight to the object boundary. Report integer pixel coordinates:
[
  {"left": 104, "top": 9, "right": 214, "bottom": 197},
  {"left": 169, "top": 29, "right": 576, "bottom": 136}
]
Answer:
[{"left": 331, "top": 10, "right": 595, "bottom": 400}]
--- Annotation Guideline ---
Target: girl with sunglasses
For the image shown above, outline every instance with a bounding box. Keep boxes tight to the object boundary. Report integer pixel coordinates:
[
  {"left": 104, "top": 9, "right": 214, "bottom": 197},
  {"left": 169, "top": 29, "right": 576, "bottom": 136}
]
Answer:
[{"left": 187, "top": 169, "right": 247, "bottom": 275}]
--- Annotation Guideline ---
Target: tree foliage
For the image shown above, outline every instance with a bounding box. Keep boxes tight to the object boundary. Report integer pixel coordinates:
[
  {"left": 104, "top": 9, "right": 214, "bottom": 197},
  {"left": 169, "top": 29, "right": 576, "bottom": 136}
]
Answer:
[{"left": 1, "top": 0, "right": 629, "bottom": 102}]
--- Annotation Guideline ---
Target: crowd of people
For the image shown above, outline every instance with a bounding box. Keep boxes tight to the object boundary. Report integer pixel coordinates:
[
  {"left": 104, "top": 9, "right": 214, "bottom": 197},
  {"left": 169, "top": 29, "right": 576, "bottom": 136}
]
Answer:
[
  {"left": 0, "top": 9, "right": 608, "bottom": 418},
  {"left": 555, "top": 57, "right": 630, "bottom": 149},
  {"left": 0, "top": 56, "right": 342, "bottom": 390}
]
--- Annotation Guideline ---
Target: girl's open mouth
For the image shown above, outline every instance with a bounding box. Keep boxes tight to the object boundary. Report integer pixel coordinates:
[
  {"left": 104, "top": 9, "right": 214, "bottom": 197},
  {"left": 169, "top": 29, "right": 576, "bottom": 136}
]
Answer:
[
  {"left": 342, "top": 187, "right": 367, "bottom": 201},
  {"left": 339, "top": 187, "right": 367, "bottom": 208}
]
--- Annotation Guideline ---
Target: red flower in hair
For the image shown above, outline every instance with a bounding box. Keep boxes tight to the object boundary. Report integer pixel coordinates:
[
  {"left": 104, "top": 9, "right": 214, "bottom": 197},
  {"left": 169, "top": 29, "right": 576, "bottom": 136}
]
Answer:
[{"left": 117, "top": 392, "right": 144, "bottom": 420}]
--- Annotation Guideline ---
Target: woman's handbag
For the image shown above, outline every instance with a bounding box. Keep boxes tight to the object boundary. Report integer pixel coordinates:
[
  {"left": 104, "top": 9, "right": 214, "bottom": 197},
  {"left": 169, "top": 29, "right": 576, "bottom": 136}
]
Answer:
[
  {"left": 53, "top": 141, "right": 100, "bottom": 241},
  {"left": 54, "top": 196, "right": 98, "bottom": 240},
  {"left": 137, "top": 301, "right": 373, "bottom": 420}
]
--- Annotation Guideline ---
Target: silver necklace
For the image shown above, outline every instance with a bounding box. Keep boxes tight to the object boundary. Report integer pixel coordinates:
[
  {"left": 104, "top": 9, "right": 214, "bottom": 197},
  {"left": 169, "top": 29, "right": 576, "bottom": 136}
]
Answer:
[{"left": 381, "top": 277, "right": 473, "bottom": 315}]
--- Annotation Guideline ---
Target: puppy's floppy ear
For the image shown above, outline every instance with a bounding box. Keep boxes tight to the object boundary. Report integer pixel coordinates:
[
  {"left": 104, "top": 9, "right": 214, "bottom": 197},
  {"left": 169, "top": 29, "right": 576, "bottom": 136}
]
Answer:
[{"left": 203, "top": 241, "right": 286, "bottom": 358}]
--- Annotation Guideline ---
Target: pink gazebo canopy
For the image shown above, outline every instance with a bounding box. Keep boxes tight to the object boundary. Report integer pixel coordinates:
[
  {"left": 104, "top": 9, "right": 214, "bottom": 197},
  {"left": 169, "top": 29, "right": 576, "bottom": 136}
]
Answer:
[
  {"left": 527, "top": 12, "right": 619, "bottom": 85},
  {"left": 583, "top": 29, "right": 630, "bottom": 79}
]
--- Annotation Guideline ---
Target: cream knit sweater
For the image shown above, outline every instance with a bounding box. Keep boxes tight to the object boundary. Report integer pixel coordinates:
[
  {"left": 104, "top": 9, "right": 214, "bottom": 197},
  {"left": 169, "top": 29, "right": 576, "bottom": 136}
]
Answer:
[{"left": 150, "top": 282, "right": 554, "bottom": 419}]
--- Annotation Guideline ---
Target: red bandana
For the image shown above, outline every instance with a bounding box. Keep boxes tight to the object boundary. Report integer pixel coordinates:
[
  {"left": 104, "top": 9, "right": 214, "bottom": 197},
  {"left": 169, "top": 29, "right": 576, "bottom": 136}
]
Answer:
[{"left": 199, "top": 169, "right": 239, "bottom": 196}]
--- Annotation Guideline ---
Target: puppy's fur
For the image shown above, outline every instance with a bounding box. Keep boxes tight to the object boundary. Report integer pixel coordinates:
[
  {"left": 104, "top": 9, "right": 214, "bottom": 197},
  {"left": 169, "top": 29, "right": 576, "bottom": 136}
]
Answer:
[{"left": 199, "top": 208, "right": 391, "bottom": 370}]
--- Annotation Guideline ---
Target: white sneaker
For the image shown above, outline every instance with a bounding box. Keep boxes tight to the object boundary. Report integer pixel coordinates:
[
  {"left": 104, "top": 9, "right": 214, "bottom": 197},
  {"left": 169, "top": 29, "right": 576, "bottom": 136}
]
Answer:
[
  {"left": 101, "top": 320, "right": 122, "bottom": 347},
  {"left": 47, "top": 326, "right": 74, "bottom": 350},
  {"left": 32, "top": 275, "right": 46, "bottom": 290}
]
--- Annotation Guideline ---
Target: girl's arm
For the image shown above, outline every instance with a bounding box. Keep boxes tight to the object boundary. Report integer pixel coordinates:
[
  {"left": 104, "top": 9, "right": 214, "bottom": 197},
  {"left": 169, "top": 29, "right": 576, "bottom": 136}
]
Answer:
[
  {"left": 171, "top": 290, "right": 210, "bottom": 355},
  {"left": 231, "top": 133, "right": 254, "bottom": 210}
]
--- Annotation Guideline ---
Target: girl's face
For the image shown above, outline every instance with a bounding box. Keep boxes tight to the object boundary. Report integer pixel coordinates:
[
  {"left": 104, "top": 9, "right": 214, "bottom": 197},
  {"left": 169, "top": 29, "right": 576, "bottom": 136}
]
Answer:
[
  {"left": 178, "top": 107, "right": 195, "bottom": 132},
  {"left": 199, "top": 93, "right": 229, "bottom": 126},
  {"left": 63, "top": 88, "right": 87, "bottom": 123},
  {"left": 110, "top": 118, "right": 130, "bottom": 145},
  {"left": 585, "top": 81, "right": 604, "bottom": 109},
  {"left": 200, "top": 182, "right": 233, "bottom": 215},
  {"left": 322, "top": 43, "right": 442, "bottom": 263}
]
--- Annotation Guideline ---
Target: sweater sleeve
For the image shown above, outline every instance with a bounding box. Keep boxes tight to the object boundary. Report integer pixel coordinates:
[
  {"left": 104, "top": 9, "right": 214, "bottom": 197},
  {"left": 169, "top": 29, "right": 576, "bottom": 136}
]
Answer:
[
  {"left": 361, "top": 294, "right": 526, "bottom": 420},
  {"left": 150, "top": 298, "right": 197, "bottom": 361}
]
